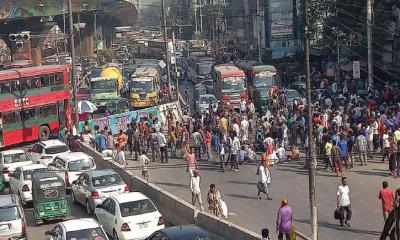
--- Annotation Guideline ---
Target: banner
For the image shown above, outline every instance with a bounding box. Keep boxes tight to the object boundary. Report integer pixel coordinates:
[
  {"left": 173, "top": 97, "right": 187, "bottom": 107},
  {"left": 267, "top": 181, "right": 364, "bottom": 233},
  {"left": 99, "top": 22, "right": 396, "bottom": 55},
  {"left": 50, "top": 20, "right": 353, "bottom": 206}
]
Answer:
[{"left": 79, "top": 102, "right": 181, "bottom": 135}]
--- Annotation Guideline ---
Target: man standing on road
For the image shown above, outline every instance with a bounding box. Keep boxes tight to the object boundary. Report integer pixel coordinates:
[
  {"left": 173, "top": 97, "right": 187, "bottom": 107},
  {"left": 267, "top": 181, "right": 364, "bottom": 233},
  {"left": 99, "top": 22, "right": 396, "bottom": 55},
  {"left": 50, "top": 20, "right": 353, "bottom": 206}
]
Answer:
[
  {"left": 257, "top": 160, "right": 272, "bottom": 200},
  {"left": 331, "top": 140, "right": 342, "bottom": 177},
  {"left": 337, "top": 177, "right": 352, "bottom": 227},
  {"left": 149, "top": 128, "right": 160, "bottom": 162},
  {"left": 378, "top": 181, "right": 394, "bottom": 221},
  {"left": 231, "top": 132, "right": 241, "bottom": 172},
  {"left": 276, "top": 199, "right": 293, "bottom": 240},
  {"left": 192, "top": 128, "right": 203, "bottom": 161},
  {"left": 125, "top": 124, "right": 134, "bottom": 156},
  {"left": 158, "top": 131, "right": 168, "bottom": 163},
  {"left": 190, "top": 169, "right": 204, "bottom": 211}
]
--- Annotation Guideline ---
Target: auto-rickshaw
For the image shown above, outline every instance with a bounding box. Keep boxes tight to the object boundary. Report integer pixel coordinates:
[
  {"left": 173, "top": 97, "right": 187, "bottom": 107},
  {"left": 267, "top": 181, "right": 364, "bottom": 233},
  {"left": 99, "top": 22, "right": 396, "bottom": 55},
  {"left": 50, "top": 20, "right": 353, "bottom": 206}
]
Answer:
[{"left": 32, "top": 172, "right": 70, "bottom": 225}]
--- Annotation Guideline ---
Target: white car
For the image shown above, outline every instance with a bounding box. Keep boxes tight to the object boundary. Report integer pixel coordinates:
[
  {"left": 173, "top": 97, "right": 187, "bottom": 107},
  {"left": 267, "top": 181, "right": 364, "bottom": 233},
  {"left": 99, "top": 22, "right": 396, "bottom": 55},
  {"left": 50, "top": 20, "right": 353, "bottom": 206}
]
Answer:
[
  {"left": 9, "top": 164, "right": 48, "bottom": 205},
  {"left": 48, "top": 152, "right": 96, "bottom": 189},
  {"left": 45, "top": 218, "right": 109, "bottom": 240},
  {"left": 28, "top": 140, "right": 70, "bottom": 165},
  {"left": 71, "top": 170, "right": 129, "bottom": 215},
  {"left": 95, "top": 192, "right": 165, "bottom": 240},
  {"left": 0, "top": 149, "right": 33, "bottom": 183},
  {"left": 195, "top": 94, "right": 218, "bottom": 114},
  {"left": 0, "top": 194, "right": 27, "bottom": 240}
]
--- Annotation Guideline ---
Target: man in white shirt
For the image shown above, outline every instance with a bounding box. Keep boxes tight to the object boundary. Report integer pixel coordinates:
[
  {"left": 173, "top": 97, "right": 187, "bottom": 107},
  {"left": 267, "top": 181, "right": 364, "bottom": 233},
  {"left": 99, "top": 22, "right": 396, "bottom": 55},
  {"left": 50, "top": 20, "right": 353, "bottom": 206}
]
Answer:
[
  {"left": 240, "top": 116, "right": 249, "bottom": 144},
  {"left": 231, "top": 133, "right": 241, "bottom": 172},
  {"left": 190, "top": 170, "right": 204, "bottom": 211},
  {"left": 257, "top": 160, "right": 272, "bottom": 200},
  {"left": 337, "top": 177, "right": 352, "bottom": 227},
  {"left": 158, "top": 131, "right": 168, "bottom": 163}
]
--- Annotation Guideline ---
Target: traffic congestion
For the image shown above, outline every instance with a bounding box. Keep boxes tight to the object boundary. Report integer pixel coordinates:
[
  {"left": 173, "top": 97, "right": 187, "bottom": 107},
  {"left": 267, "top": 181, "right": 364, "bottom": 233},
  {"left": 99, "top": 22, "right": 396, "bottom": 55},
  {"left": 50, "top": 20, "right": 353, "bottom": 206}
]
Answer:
[{"left": 1, "top": 1, "right": 400, "bottom": 239}]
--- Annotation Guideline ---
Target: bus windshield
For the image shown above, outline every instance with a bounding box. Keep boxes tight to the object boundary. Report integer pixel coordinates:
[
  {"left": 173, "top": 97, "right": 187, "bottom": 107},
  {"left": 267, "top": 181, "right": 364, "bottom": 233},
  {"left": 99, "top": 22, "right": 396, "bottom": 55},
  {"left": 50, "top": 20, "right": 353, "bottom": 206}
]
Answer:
[
  {"left": 197, "top": 63, "right": 213, "bottom": 75},
  {"left": 222, "top": 76, "right": 245, "bottom": 93},
  {"left": 131, "top": 77, "right": 154, "bottom": 92},
  {"left": 254, "top": 71, "right": 276, "bottom": 88},
  {"left": 90, "top": 79, "right": 116, "bottom": 92}
]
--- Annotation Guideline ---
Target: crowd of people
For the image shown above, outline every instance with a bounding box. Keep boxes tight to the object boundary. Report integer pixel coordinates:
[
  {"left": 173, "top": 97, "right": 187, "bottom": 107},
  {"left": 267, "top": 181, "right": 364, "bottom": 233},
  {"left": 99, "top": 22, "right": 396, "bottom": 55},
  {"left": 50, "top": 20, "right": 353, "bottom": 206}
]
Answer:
[{"left": 57, "top": 69, "right": 400, "bottom": 239}]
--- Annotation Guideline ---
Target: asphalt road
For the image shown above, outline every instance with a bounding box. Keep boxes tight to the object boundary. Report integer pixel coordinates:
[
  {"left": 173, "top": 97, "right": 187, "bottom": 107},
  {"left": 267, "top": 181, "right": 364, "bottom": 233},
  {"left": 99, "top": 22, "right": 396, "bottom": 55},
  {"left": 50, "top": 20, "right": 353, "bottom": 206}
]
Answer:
[{"left": 124, "top": 150, "right": 395, "bottom": 240}]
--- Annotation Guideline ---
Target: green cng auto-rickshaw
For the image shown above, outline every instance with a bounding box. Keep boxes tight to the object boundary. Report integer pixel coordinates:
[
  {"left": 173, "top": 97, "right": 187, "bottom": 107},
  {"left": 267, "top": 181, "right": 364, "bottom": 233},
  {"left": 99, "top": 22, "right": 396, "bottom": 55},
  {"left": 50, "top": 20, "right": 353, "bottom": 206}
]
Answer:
[{"left": 32, "top": 172, "right": 70, "bottom": 225}]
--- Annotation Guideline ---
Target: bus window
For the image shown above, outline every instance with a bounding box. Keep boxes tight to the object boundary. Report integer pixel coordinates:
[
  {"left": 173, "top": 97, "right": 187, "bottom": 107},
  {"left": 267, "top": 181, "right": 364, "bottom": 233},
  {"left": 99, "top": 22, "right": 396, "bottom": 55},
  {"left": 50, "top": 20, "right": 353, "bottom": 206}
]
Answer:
[
  {"left": 0, "top": 82, "right": 10, "bottom": 93},
  {"left": 20, "top": 78, "right": 32, "bottom": 91},
  {"left": 50, "top": 74, "right": 63, "bottom": 86},
  {"left": 10, "top": 80, "right": 20, "bottom": 93},
  {"left": 21, "top": 109, "right": 35, "bottom": 121},
  {"left": 3, "top": 112, "right": 21, "bottom": 124}
]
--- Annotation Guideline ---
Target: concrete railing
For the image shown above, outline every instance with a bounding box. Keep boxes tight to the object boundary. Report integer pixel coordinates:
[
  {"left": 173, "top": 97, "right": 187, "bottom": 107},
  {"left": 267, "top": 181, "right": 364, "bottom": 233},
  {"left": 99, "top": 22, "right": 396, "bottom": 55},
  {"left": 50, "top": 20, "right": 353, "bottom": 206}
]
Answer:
[{"left": 79, "top": 142, "right": 308, "bottom": 240}]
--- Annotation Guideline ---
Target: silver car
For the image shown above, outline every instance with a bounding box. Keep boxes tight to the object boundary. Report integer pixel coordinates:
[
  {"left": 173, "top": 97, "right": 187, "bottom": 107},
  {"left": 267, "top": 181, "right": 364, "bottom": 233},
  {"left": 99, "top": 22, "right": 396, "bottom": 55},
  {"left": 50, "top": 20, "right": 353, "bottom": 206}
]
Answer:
[
  {"left": 71, "top": 169, "right": 129, "bottom": 215},
  {"left": 0, "top": 194, "right": 27, "bottom": 240}
]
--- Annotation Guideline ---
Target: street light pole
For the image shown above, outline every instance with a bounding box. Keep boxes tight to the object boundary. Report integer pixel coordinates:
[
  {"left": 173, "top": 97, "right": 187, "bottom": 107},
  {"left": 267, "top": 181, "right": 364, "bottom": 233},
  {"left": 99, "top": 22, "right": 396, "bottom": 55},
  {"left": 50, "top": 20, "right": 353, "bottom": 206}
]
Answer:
[
  {"left": 303, "top": 0, "right": 318, "bottom": 239},
  {"left": 68, "top": 0, "right": 79, "bottom": 131},
  {"left": 367, "top": 0, "right": 373, "bottom": 90},
  {"left": 256, "top": 0, "right": 262, "bottom": 64},
  {"left": 161, "top": 0, "right": 171, "bottom": 93}
]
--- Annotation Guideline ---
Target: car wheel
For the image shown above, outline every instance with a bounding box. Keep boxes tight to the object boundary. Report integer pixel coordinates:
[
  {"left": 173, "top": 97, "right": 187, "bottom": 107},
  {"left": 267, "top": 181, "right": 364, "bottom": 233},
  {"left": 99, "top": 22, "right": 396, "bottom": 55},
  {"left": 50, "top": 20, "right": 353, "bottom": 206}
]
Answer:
[
  {"left": 36, "top": 161, "right": 40, "bottom": 164},
  {"left": 71, "top": 191, "right": 77, "bottom": 204},
  {"left": 86, "top": 200, "right": 93, "bottom": 215},
  {"left": 113, "top": 230, "right": 119, "bottom": 240}
]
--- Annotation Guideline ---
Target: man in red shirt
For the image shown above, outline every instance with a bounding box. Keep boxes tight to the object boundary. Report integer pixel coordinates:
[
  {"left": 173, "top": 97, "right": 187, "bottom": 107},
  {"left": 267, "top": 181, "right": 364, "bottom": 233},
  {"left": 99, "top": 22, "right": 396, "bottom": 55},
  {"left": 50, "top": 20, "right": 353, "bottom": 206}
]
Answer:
[{"left": 378, "top": 181, "right": 395, "bottom": 221}]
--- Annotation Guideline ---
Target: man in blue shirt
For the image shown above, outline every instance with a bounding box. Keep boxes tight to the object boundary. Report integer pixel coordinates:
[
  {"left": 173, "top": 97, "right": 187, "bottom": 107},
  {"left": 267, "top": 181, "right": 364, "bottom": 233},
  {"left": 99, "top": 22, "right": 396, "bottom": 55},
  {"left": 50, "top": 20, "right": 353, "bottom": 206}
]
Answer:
[
  {"left": 97, "top": 130, "right": 107, "bottom": 152},
  {"left": 339, "top": 136, "right": 349, "bottom": 170}
]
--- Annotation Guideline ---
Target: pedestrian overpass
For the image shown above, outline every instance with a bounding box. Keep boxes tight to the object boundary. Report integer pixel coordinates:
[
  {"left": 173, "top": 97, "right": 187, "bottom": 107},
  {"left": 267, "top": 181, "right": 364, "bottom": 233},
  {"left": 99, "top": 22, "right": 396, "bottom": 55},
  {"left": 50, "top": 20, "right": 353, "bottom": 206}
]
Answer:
[{"left": 0, "top": 0, "right": 138, "bottom": 65}]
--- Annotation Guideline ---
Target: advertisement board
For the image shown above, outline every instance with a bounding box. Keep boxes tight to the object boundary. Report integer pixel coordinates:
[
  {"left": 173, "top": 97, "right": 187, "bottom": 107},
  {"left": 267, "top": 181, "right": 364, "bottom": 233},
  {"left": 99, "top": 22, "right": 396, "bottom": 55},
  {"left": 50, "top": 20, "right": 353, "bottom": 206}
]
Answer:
[{"left": 270, "top": 0, "right": 294, "bottom": 40}]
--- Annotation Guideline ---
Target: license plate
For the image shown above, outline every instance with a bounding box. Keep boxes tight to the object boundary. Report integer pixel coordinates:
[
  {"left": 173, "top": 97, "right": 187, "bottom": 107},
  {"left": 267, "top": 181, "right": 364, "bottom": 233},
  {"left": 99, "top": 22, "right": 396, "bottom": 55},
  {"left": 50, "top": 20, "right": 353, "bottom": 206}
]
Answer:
[{"left": 139, "top": 223, "right": 148, "bottom": 229}]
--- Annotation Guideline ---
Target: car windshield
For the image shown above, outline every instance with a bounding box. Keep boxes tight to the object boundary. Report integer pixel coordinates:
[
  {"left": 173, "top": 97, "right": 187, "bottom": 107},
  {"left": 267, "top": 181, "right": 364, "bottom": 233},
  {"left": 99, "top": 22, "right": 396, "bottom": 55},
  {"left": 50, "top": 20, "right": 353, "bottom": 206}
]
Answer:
[
  {"left": 131, "top": 78, "right": 153, "bottom": 92},
  {"left": 119, "top": 199, "right": 156, "bottom": 217},
  {"left": 0, "top": 207, "right": 21, "bottom": 221},
  {"left": 197, "top": 63, "right": 213, "bottom": 75},
  {"left": 66, "top": 227, "right": 107, "bottom": 240},
  {"left": 24, "top": 168, "right": 49, "bottom": 180},
  {"left": 92, "top": 173, "right": 123, "bottom": 187},
  {"left": 91, "top": 79, "right": 116, "bottom": 92},
  {"left": 68, "top": 158, "right": 95, "bottom": 171},
  {"left": 199, "top": 96, "right": 216, "bottom": 104},
  {"left": 4, "top": 153, "right": 30, "bottom": 164},
  {"left": 254, "top": 71, "right": 276, "bottom": 87},
  {"left": 222, "top": 76, "right": 245, "bottom": 92},
  {"left": 45, "top": 145, "right": 69, "bottom": 155}
]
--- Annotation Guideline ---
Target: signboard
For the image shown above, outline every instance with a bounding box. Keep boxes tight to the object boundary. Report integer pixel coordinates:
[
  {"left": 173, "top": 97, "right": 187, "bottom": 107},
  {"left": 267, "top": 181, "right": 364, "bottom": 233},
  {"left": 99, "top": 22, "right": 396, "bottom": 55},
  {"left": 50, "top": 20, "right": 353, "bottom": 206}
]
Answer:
[
  {"left": 78, "top": 102, "right": 182, "bottom": 135},
  {"left": 353, "top": 61, "right": 360, "bottom": 79},
  {"left": 270, "top": 0, "right": 294, "bottom": 40}
]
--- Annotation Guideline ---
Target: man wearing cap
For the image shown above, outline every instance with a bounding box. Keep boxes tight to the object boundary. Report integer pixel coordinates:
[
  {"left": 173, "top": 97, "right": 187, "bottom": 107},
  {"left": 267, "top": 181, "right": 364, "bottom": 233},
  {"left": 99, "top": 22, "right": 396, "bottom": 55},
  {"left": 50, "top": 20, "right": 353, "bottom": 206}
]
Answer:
[{"left": 276, "top": 199, "right": 293, "bottom": 240}]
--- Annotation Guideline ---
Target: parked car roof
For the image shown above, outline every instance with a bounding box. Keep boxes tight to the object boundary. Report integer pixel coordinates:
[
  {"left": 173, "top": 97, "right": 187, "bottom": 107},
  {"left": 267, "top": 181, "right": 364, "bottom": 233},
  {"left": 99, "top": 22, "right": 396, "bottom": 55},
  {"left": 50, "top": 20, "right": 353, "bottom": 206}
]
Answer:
[
  {"left": 56, "top": 152, "right": 92, "bottom": 162},
  {"left": 38, "top": 139, "right": 66, "bottom": 147},
  {"left": 61, "top": 218, "right": 101, "bottom": 232},
  {"left": 0, "top": 149, "right": 26, "bottom": 155},
  {"left": 0, "top": 194, "right": 20, "bottom": 208},
  {"left": 113, "top": 192, "right": 148, "bottom": 204},
  {"left": 86, "top": 169, "right": 117, "bottom": 178}
]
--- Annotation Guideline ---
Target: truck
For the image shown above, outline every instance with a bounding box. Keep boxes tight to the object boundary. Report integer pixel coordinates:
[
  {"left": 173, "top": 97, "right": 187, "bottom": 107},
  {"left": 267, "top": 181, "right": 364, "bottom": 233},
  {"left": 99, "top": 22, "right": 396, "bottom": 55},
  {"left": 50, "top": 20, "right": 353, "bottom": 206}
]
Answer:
[{"left": 89, "top": 67, "right": 127, "bottom": 113}]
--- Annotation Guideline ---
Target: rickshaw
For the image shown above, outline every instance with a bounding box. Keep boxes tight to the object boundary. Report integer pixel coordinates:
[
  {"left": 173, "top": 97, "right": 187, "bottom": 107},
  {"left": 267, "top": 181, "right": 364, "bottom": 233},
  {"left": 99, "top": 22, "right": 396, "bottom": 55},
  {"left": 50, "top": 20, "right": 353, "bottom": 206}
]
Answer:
[{"left": 32, "top": 172, "right": 70, "bottom": 225}]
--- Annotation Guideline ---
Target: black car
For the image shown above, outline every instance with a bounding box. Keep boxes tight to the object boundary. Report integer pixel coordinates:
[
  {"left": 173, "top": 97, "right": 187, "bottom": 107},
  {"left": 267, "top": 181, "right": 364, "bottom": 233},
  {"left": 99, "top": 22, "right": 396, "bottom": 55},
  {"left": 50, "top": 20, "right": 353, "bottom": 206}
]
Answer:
[{"left": 147, "top": 225, "right": 212, "bottom": 240}]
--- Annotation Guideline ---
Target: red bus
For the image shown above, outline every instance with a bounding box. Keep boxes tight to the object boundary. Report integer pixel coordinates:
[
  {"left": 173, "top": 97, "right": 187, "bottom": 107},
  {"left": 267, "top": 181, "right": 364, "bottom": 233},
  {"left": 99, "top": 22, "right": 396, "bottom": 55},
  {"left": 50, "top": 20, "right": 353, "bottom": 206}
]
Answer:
[
  {"left": 0, "top": 65, "right": 71, "bottom": 148},
  {"left": 212, "top": 64, "right": 248, "bottom": 108}
]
